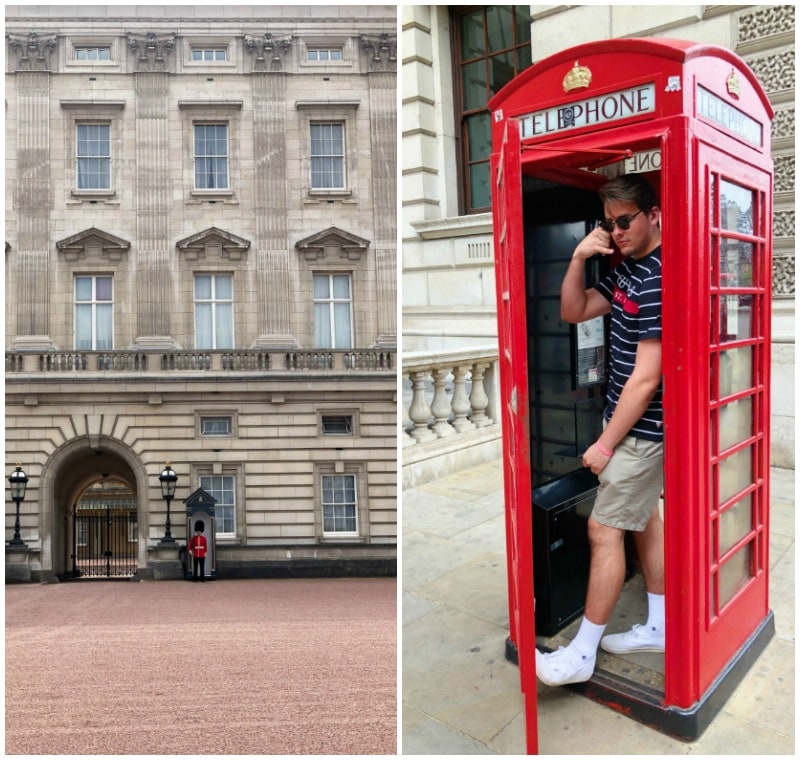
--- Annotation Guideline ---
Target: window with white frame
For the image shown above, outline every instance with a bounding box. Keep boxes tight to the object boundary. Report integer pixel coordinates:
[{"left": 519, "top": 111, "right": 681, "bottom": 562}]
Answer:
[
  {"left": 321, "top": 474, "right": 358, "bottom": 536},
  {"left": 192, "top": 47, "right": 228, "bottom": 62},
  {"left": 75, "top": 46, "right": 111, "bottom": 60},
  {"left": 76, "top": 123, "right": 111, "bottom": 190},
  {"left": 199, "top": 475, "right": 236, "bottom": 535},
  {"left": 310, "top": 122, "right": 345, "bottom": 189},
  {"left": 313, "top": 273, "right": 353, "bottom": 348},
  {"left": 200, "top": 416, "right": 232, "bottom": 437},
  {"left": 194, "top": 124, "right": 229, "bottom": 190},
  {"left": 194, "top": 274, "right": 234, "bottom": 349},
  {"left": 307, "top": 47, "right": 342, "bottom": 62},
  {"left": 75, "top": 275, "right": 113, "bottom": 350}
]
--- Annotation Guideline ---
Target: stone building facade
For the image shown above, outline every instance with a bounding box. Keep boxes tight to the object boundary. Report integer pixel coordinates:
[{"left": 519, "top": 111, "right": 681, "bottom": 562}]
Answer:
[
  {"left": 5, "top": 5, "right": 398, "bottom": 581},
  {"left": 402, "top": 4, "right": 795, "bottom": 469}
]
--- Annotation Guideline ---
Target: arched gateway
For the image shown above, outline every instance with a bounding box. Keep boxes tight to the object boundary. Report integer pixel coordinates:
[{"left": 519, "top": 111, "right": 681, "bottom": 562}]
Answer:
[{"left": 40, "top": 438, "right": 149, "bottom": 580}]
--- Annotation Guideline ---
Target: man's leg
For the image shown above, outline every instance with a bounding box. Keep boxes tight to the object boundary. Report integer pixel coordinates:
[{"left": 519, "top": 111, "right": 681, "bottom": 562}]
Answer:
[{"left": 536, "top": 517, "right": 626, "bottom": 686}]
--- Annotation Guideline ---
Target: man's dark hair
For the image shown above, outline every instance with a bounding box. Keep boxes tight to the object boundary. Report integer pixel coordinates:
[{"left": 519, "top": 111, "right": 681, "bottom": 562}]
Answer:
[{"left": 599, "top": 173, "right": 659, "bottom": 211}]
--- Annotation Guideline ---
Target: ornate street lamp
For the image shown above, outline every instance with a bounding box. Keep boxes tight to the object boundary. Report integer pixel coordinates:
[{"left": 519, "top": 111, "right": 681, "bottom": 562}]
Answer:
[
  {"left": 8, "top": 465, "right": 28, "bottom": 547},
  {"left": 158, "top": 462, "right": 178, "bottom": 543}
]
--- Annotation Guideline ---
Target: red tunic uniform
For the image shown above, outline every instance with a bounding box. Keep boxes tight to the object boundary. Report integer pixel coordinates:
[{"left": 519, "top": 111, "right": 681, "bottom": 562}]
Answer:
[{"left": 190, "top": 534, "right": 207, "bottom": 558}]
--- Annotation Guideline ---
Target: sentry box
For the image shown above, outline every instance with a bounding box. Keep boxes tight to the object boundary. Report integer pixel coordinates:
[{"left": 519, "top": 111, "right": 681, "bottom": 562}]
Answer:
[{"left": 489, "top": 38, "right": 774, "bottom": 753}]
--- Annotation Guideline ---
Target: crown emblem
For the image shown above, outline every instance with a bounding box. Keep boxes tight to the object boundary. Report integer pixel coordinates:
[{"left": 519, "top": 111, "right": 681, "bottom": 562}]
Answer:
[
  {"left": 726, "top": 69, "right": 741, "bottom": 98},
  {"left": 563, "top": 60, "right": 592, "bottom": 93}
]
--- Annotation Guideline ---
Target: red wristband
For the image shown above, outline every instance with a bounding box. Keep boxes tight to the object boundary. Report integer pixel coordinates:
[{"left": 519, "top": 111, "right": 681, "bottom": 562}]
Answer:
[{"left": 597, "top": 442, "right": 614, "bottom": 458}]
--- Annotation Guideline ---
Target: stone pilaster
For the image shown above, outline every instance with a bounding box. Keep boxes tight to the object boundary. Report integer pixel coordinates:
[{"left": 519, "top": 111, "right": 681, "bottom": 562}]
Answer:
[
  {"left": 8, "top": 34, "right": 56, "bottom": 349},
  {"left": 248, "top": 35, "right": 296, "bottom": 347},
  {"left": 130, "top": 35, "right": 176, "bottom": 346},
  {"left": 361, "top": 34, "right": 397, "bottom": 349}
]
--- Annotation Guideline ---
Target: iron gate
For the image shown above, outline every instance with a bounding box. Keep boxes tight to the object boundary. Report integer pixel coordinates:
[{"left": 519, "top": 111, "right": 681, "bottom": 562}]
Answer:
[{"left": 72, "top": 507, "right": 138, "bottom": 578}]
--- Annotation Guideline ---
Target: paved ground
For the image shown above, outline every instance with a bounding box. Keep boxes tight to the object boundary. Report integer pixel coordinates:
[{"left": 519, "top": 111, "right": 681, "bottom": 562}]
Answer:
[
  {"left": 6, "top": 577, "right": 396, "bottom": 755},
  {"left": 402, "top": 459, "right": 795, "bottom": 754}
]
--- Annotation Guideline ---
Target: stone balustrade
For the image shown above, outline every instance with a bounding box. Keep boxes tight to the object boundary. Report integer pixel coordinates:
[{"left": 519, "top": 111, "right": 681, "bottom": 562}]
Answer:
[
  {"left": 5, "top": 349, "right": 395, "bottom": 374},
  {"left": 402, "top": 347, "right": 500, "bottom": 445}
]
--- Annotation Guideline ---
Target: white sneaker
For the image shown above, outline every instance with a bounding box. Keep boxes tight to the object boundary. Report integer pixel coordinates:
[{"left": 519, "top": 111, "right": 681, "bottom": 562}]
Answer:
[
  {"left": 600, "top": 623, "right": 665, "bottom": 654},
  {"left": 535, "top": 646, "right": 595, "bottom": 686}
]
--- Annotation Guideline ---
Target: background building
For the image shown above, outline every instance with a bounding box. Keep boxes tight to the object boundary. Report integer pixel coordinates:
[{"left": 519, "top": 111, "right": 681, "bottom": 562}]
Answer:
[
  {"left": 401, "top": 5, "right": 795, "bottom": 482},
  {"left": 5, "top": 5, "right": 397, "bottom": 581}
]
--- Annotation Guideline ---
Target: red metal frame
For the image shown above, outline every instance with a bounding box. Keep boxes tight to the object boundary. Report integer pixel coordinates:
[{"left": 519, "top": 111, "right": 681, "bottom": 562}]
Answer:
[{"left": 490, "top": 38, "right": 773, "bottom": 750}]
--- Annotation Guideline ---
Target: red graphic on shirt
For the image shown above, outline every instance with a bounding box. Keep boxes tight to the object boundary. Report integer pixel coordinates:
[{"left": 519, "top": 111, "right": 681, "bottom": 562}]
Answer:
[{"left": 613, "top": 286, "right": 639, "bottom": 315}]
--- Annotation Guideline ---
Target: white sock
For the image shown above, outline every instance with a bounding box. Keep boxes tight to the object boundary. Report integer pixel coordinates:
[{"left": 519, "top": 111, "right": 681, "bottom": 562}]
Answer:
[
  {"left": 646, "top": 592, "right": 665, "bottom": 633},
  {"left": 570, "top": 617, "right": 606, "bottom": 658}
]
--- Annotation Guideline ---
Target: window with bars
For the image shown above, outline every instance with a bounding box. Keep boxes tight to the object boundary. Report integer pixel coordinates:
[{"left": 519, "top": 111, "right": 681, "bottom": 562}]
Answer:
[
  {"left": 310, "top": 122, "right": 345, "bottom": 189},
  {"left": 453, "top": 5, "right": 532, "bottom": 213},
  {"left": 76, "top": 123, "right": 111, "bottom": 190},
  {"left": 194, "top": 123, "right": 229, "bottom": 190},
  {"left": 75, "top": 275, "right": 113, "bottom": 350}
]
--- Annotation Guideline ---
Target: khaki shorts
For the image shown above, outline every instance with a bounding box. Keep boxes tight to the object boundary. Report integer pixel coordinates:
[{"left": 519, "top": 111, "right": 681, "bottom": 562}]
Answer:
[{"left": 591, "top": 433, "right": 664, "bottom": 531}]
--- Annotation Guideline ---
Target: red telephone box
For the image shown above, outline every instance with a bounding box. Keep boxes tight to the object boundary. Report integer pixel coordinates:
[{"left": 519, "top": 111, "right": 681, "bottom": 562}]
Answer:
[{"left": 490, "top": 38, "right": 774, "bottom": 753}]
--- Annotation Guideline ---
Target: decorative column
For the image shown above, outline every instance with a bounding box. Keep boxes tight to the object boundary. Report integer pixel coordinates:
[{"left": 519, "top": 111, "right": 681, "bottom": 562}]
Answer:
[
  {"left": 127, "top": 32, "right": 177, "bottom": 348},
  {"left": 246, "top": 32, "right": 297, "bottom": 348},
  {"left": 7, "top": 32, "right": 57, "bottom": 350},
  {"left": 360, "top": 33, "right": 397, "bottom": 349}
]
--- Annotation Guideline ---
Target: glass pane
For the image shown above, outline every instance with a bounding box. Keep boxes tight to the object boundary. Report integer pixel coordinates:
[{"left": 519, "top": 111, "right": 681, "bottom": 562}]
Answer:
[
  {"left": 486, "top": 6, "right": 513, "bottom": 52},
  {"left": 719, "top": 544, "right": 752, "bottom": 608},
  {"left": 719, "top": 493, "right": 753, "bottom": 556},
  {"left": 214, "top": 275, "right": 232, "bottom": 300},
  {"left": 466, "top": 112, "right": 491, "bottom": 162},
  {"left": 333, "top": 303, "right": 352, "bottom": 348},
  {"left": 517, "top": 45, "right": 532, "bottom": 71},
  {"left": 332, "top": 275, "right": 350, "bottom": 299},
  {"left": 462, "top": 60, "right": 487, "bottom": 111},
  {"left": 96, "top": 276, "right": 113, "bottom": 301},
  {"left": 718, "top": 346, "right": 753, "bottom": 397},
  {"left": 460, "top": 10, "right": 485, "bottom": 58},
  {"left": 515, "top": 7, "right": 532, "bottom": 43},
  {"left": 195, "top": 303, "right": 213, "bottom": 348},
  {"left": 488, "top": 51, "right": 516, "bottom": 97},
  {"left": 195, "top": 275, "right": 212, "bottom": 300},
  {"left": 75, "top": 304, "right": 92, "bottom": 349},
  {"left": 315, "top": 303, "right": 331, "bottom": 348},
  {"left": 718, "top": 446, "right": 752, "bottom": 505},
  {"left": 720, "top": 239, "right": 754, "bottom": 287},
  {"left": 215, "top": 303, "right": 233, "bottom": 348},
  {"left": 720, "top": 294, "right": 753, "bottom": 342},
  {"left": 470, "top": 161, "right": 491, "bottom": 210},
  {"left": 96, "top": 304, "right": 113, "bottom": 349},
  {"left": 718, "top": 397, "right": 753, "bottom": 452},
  {"left": 313, "top": 275, "right": 330, "bottom": 299},
  {"left": 720, "top": 180, "right": 754, "bottom": 234},
  {"left": 75, "top": 277, "right": 93, "bottom": 301}
]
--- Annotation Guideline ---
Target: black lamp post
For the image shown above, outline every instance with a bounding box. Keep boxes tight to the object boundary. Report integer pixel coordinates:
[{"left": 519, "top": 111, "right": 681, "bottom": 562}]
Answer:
[
  {"left": 159, "top": 463, "right": 178, "bottom": 543},
  {"left": 8, "top": 465, "right": 28, "bottom": 547}
]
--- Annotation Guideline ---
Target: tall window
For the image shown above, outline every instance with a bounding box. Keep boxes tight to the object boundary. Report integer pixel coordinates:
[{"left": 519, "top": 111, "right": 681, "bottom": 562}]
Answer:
[
  {"left": 314, "top": 274, "right": 353, "bottom": 348},
  {"left": 200, "top": 475, "right": 236, "bottom": 535},
  {"left": 75, "top": 276, "right": 113, "bottom": 350},
  {"left": 454, "top": 6, "right": 532, "bottom": 212},
  {"left": 194, "top": 274, "right": 233, "bottom": 349},
  {"left": 310, "top": 123, "right": 345, "bottom": 189},
  {"left": 194, "top": 124, "right": 229, "bottom": 189},
  {"left": 321, "top": 474, "right": 358, "bottom": 535},
  {"left": 77, "top": 123, "right": 111, "bottom": 190}
]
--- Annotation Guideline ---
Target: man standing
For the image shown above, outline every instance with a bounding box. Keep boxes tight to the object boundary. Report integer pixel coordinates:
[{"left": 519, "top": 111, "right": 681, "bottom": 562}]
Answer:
[
  {"left": 189, "top": 521, "right": 208, "bottom": 582},
  {"left": 536, "top": 173, "right": 665, "bottom": 686}
]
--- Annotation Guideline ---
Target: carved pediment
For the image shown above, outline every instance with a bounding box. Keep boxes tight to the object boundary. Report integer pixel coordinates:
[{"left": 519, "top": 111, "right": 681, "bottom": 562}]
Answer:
[
  {"left": 56, "top": 227, "right": 130, "bottom": 263},
  {"left": 176, "top": 227, "right": 251, "bottom": 262},
  {"left": 295, "top": 227, "right": 370, "bottom": 262}
]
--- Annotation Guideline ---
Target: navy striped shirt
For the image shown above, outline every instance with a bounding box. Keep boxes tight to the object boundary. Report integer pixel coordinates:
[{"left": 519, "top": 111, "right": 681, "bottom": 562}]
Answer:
[{"left": 594, "top": 246, "right": 663, "bottom": 441}]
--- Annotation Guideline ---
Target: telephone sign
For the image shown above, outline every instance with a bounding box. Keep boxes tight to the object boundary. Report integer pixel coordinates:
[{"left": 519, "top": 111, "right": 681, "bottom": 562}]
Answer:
[{"left": 490, "top": 38, "right": 774, "bottom": 753}]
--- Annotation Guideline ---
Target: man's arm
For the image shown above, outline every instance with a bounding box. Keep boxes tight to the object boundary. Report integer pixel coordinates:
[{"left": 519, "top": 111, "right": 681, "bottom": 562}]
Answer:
[
  {"left": 583, "top": 337, "right": 662, "bottom": 474},
  {"left": 561, "top": 226, "right": 615, "bottom": 323}
]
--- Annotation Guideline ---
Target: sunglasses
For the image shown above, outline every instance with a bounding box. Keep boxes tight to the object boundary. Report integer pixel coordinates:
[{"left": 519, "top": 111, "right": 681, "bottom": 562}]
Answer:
[{"left": 599, "top": 209, "right": 644, "bottom": 232}]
